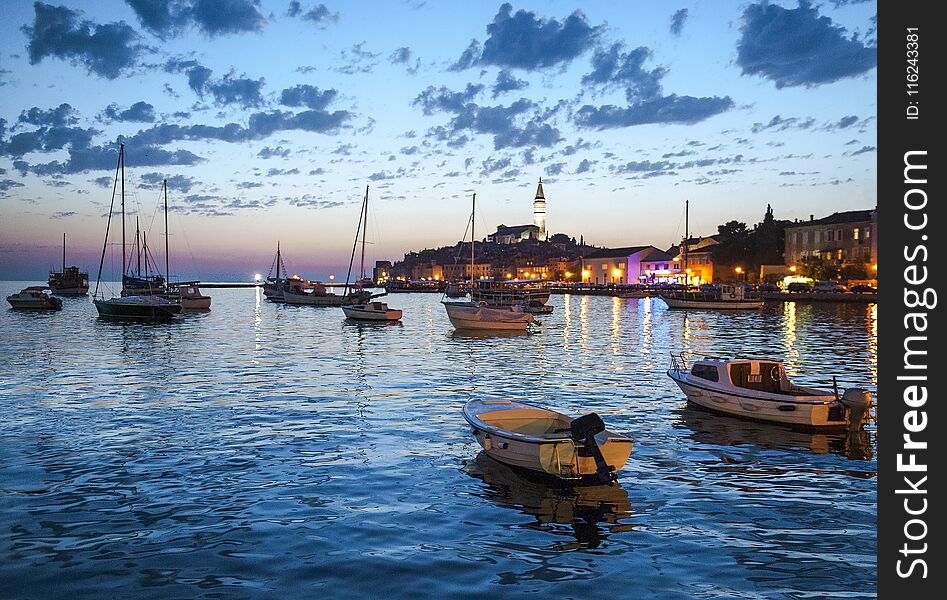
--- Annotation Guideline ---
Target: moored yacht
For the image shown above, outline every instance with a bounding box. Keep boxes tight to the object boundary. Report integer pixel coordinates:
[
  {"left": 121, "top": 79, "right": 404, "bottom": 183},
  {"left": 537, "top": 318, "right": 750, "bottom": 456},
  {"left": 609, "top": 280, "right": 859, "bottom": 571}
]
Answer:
[
  {"left": 659, "top": 284, "right": 763, "bottom": 310},
  {"left": 48, "top": 233, "right": 89, "bottom": 296},
  {"left": 7, "top": 286, "right": 63, "bottom": 310}
]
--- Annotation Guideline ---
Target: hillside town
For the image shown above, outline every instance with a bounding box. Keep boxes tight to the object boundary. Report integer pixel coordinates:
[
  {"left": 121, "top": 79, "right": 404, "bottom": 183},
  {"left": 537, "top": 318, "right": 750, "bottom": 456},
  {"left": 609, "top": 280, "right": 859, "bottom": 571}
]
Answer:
[{"left": 380, "top": 179, "right": 878, "bottom": 290}]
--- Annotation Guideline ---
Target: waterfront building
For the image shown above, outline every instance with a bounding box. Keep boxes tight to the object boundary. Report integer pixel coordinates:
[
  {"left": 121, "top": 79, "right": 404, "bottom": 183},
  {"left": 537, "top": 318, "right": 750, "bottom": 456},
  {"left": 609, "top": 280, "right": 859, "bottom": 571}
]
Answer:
[
  {"left": 581, "top": 246, "right": 676, "bottom": 284},
  {"left": 409, "top": 262, "right": 443, "bottom": 281},
  {"left": 667, "top": 236, "right": 720, "bottom": 285},
  {"left": 373, "top": 260, "right": 393, "bottom": 283},
  {"left": 783, "top": 209, "right": 877, "bottom": 268},
  {"left": 442, "top": 262, "right": 491, "bottom": 281}
]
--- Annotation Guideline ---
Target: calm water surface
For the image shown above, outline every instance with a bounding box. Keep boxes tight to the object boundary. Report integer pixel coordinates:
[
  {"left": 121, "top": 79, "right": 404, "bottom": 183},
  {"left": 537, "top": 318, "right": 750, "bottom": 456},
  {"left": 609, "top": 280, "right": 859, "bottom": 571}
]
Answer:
[{"left": 0, "top": 282, "right": 877, "bottom": 599}]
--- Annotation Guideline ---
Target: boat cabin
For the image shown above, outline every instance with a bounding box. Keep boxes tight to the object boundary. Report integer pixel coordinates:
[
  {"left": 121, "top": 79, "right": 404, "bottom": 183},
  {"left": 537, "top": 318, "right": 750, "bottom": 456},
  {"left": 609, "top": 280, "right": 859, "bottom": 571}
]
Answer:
[{"left": 688, "top": 357, "right": 792, "bottom": 395}]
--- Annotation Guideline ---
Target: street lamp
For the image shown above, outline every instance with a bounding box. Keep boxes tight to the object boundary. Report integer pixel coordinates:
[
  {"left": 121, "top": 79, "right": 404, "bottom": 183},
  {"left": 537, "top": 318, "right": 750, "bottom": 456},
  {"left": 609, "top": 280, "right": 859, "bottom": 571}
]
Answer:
[{"left": 789, "top": 265, "right": 797, "bottom": 273}]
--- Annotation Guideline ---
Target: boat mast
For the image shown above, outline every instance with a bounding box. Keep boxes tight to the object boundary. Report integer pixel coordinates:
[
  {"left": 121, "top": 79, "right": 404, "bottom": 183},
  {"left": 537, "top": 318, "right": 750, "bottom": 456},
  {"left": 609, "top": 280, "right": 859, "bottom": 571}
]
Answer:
[
  {"left": 62, "top": 232, "right": 66, "bottom": 272},
  {"left": 359, "top": 185, "right": 369, "bottom": 280},
  {"left": 470, "top": 192, "right": 476, "bottom": 290},
  {"left": 143, "top": 231, "right": 149, "bottom": 284},
  {"left": 135, "top": 218, "right": 141, "bottom": 276},
  {"left": 276, "top": 241, "right": 280, "bottom": 281},
  {"left": 164, "top": 179, "right": 170, "bottom": 284},
  {"left": 683, "top": 199, "right": 689, "bottom": 284},
  {"left": 121, "top": 144, "right": 126, "bottom": 280}
]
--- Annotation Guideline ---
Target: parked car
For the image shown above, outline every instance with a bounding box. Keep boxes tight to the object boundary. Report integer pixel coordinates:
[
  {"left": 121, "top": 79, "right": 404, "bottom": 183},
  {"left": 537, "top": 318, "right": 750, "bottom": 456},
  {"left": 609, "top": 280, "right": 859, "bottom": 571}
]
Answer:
[
  {"left": 786, "top": 282, "right": 812, "bottom": 293},
  {"left": 814, "top": 281, "right": 846, "bottom": 293},
  {"left": 851, "top": 284, "right": 877, "bottom": 293},
  {"left": 759, "top": 283, "right": 780, "bottom": 292}
]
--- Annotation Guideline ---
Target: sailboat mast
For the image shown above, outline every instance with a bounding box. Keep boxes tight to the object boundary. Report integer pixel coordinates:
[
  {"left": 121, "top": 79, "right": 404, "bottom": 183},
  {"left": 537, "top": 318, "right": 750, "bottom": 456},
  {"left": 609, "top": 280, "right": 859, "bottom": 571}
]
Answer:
[
  {"left": 62, "top": 233, "right": 66, "bottom": 272},
  {"left": 359, "top": 185, "right": 369, "bottom": 280},
  {"left": 470, "top": 193, "right": 476, "bottom": 289},
  {"left": 143, "top": 231, "right": 149, "bottom": 282},
  {"left": 683, "top": 199, "right": 689, "bottom": 281},
  {"left": 164, "top": 179, "right": 170, "bottom": 284},
  {"left": 136, "top": 218, "right": 141, "bottom": 276},
  {"left": 276, "top": 241, "right": 281, "bottom": 281},
  {"left": 120, "top": 143, "right": 126, "bottom": 279}
]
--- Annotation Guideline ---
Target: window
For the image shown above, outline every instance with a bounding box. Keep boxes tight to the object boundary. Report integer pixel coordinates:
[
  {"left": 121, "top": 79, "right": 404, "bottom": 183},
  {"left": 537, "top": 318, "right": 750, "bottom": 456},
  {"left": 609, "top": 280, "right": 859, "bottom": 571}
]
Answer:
[
  {"left": 853, "top": 228, "right": 860, "bottom": 240},
  {"left": 865, "top": 227, "right": 871, "bottom": 239},
  {"left": 814, "top": 231, "right": 820, "bottom": 243},
  {"left": 826, "top": 230, "right": 833, "bottom": 241},
  {"left": 691, "top": 364, "right": 719, "bottom": 382},
  {"left": 837, "top": 229, "right": 843, "bottom": 240},
  {"left": 601, "top": 263, "right": 607, "bottom": 270}
]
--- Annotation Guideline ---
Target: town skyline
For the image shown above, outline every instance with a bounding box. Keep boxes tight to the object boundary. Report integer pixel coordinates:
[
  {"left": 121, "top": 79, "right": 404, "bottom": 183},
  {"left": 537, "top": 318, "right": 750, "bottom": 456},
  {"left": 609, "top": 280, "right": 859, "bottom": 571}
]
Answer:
[{"left": 1, "top": 1, "right": 877, "bottom": 280}]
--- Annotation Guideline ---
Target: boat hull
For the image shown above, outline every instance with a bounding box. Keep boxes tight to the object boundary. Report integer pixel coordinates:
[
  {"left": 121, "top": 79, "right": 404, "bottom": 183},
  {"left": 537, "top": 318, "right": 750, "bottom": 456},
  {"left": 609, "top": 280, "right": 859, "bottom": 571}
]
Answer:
[
  {"left": 94, "top": 297, "right": 183, "bottom": 322},
  {"left": 7, "top": 297, "right": 63, "bottom": 310},
  {"left": 463, "top": 400, "right": 632, "bottom": 481},
  {"left": 283, "top": 291, "right": 347, "bottom": 306},
  {"left": 660, "top": 296, "right": 763, "bottom": 310},
  {"left": 48, "top": 286, "right": 89, "bottom": 296},
  {"left": 668, "top": 370, "right": 848, "bottom": 430},
  {"left": 342, "top": 305, "right": 402, "bottom": 321},
  {"left": 444, "top": 303, "right": 532, "bottom": 331}
]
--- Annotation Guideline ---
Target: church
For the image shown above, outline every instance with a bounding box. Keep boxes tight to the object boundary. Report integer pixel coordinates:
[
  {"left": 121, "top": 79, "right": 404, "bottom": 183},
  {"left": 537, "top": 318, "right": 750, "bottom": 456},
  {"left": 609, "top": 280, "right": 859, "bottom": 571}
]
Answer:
[{"left": 486, "top": 178, "right": 548, "bottom": 244}]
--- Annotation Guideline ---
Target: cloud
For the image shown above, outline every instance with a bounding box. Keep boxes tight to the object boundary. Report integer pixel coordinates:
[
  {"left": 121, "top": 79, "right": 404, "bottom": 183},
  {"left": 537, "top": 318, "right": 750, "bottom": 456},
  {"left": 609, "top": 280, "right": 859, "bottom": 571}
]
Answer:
[
  {"left": 491, "top": 70, "right": 528, "bottom": 98},
  {"left": 279, "top": 84, "right": 338, "bottom": 110},
  {"left": 126, "top": 0, "right": 266, "bottom": 38},
  {"left": 23, "top": 2, "right": 143, "bottom": 79},
  {"left": 848, "top": 145, "right": 875, "bottom": 156},
  {"left": 1, "top": 112, "right": 98, "bottom": 158},
  {"left": 737, "top": 1, "right": 876, "bottom": 88},
  {"left": 835, "top": 115, "right": 859, "bottom": 128},
  {"left": 257, "top": 145, "right": 290, "bottom": 158},
  {"left": 575, "top": 94, "right": 734, "bottom": 129},
  {"left": 335, "top": 42, "right": 380, "bottom": 74},
  {"left": 575, "top": 158, "right": 594, "bottom": 174},
  {"left": 265, "top": 167, "right": 299, "bottom": 176},
  {"left": 287, "top": 194, "right": 343, "bottom": 209},
  {"left": 287, "top": 2, "right": 339, "bottom": 26},
  {"left": 750, "top": 115, "right": 816, "bottom": 133},
  {"left": 389, "top": 46, "right": 411, "bottom": 64},
  {"left": 165, "top": 60, "right": 265, "bottom": 108},
  {"left": 451, "top": 3, "right": 601, "bottom": 71},
  {"left": 26, "top": 142, "right": 204, "bottom": 176},
  {"left": 669, "top": 9, "right": 688, "bottom": 36},
  {"left": 18, "top": 103, "right": 78, "bottom": 127},
  {"left": 138, "top": 172, "right": 196, "bottom": 192},
  {"left": 545, "top": 162, "right": 565, "bottom": 176},
  {"left": 581, "top": 43, "right": 666, "bottom": 102},
  {"left": 0, "top": 179, "right": 25, "bottom": 192},
  {"left": 50, "top": 211, "right": 78, "bottom": 218},
  {"left": 104, "top": 101, "right": 156, "bottom": 122},
  {"left": 413, "top": 84, "right": 484, "bottom": 115}
]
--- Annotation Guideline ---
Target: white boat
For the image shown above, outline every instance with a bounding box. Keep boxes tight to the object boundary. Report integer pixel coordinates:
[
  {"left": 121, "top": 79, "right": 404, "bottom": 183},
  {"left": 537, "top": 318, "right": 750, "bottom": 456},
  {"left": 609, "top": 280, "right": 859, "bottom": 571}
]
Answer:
[
  {"left": 342, "top": 301, "right": 403, "bottom": 321},
  {"left": 659, "top": 284, "right": 763, "bottom": 310},
  {"left": 463, "top": 399, "right": 632, "bottom": 482},
  {"left": 442, "top": 192, "right": 534, "bottom": 331},
  {"left": 444, "top": 301, "right": 533, "bottom": 330},
  {"left": 340, "top": 185, "right": 402, "bottom": 321},
  {"left": 284, "top": 282, "right": 368, "bottom": 306},
  {"left": 165, "top": 281, "right": 211, "bottom": 310},
  {"left": 7, "top": 286, "right": 63, "bottom": 310},
  {"left": 667, "top": 353, "right": 872, "bottom": 431}
]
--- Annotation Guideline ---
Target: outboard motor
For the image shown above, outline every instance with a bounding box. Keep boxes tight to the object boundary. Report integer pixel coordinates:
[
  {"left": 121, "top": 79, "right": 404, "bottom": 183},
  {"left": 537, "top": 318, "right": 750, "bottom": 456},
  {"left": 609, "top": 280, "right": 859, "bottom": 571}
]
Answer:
[
  {"left": 841, "top": 388, "right": 872, "bottom": 432},
  {"left": 570, "top": 413, "right": 616, "bottom": 484}
]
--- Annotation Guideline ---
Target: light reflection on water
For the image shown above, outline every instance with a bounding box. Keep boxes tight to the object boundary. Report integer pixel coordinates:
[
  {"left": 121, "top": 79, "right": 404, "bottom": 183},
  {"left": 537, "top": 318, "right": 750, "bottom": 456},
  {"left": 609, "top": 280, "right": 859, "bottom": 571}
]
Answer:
[{"left": 0, "top": 283, "right": 876, "bottom": 598}]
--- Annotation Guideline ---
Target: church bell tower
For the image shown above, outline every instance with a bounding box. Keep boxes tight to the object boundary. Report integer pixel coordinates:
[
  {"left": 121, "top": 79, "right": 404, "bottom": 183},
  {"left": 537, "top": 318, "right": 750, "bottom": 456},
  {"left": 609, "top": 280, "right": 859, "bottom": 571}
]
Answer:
[{"left": 533, "top": 178, "right": 547, "bottom": 241}]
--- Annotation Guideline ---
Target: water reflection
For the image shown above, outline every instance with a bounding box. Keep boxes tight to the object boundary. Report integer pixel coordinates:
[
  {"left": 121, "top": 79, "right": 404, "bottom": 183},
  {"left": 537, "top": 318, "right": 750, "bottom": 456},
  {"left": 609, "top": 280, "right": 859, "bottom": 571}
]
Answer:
[
  {"left": 463, "top": 452, "right": 634, "bottom": 550},
  {"left": 674, "top": 404, "right": 873, "bottom": 461},
  {"left": 448, "top": 329, "right": 531, "bottom": 340}
]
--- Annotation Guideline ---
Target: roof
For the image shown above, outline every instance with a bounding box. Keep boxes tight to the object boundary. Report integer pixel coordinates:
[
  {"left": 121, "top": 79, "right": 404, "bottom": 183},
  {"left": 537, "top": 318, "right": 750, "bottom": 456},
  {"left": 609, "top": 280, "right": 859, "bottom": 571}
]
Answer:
[
  {"left": 786, "top": 209, "right": 874, "bottom": 228},
  {"left": 583, "top": 246, "right": 650, "bottom": 259},
  {"left": 535, "top": 178, "right": 545, "bottom": 200},
  {"left": 494, "top": 224, "right": 539, "bottom": 235}
]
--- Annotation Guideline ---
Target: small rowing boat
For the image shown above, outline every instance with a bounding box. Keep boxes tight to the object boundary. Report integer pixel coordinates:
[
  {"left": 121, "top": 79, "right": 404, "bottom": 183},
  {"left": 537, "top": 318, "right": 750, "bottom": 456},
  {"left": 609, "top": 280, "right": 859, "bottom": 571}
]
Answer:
[{"left": 463, "top": 399, "right": 632, "bottom": 482}]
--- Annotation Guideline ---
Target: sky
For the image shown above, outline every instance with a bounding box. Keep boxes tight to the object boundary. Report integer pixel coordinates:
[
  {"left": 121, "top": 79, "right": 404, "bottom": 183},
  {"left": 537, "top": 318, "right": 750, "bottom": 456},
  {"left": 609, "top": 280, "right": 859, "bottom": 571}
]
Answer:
[{"left": 0, "top": 0, "right": 877, "bottom": 281}]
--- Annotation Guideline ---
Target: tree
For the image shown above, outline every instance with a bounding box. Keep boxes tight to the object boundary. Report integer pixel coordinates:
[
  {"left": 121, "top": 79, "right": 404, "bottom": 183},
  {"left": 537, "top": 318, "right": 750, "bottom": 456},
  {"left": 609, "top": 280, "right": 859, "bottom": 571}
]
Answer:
[{"left": 754, "top": 205, "right": 782, "bottom": 266}]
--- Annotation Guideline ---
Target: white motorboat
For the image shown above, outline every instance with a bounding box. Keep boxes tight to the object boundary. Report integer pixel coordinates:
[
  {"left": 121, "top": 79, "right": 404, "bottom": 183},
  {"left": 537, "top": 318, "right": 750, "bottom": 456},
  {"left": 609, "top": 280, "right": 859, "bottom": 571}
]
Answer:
[
  {"left": 659, "top": 284, "right": 763, "bottom": 310},
  {"left": 284, "top": 283, "right": 368, "bottom": 306},
  {"left": 342, "top": 301, "right": 403, "bottom": 321},
  {"left": 164, "top": 281, "right": 211, "bottom": 310},
  {"left": 444, "top": 301, "right": 533, "bottom": 330},
  {"left": 7, "top": 286, "right": 63, "bottom": 310},
  {"left": 463, "top": 399, "right": 632, "bottom": 483},
  {"left": 667, "top": 353, "right": 872, "bottom": 430}
]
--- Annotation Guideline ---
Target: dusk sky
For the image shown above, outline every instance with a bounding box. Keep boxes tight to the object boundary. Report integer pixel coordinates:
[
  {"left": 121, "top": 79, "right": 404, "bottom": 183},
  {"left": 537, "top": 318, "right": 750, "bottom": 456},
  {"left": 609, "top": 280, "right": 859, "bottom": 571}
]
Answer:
[{"left": 0, "top": 0, "right": 877, "bottom": 281}]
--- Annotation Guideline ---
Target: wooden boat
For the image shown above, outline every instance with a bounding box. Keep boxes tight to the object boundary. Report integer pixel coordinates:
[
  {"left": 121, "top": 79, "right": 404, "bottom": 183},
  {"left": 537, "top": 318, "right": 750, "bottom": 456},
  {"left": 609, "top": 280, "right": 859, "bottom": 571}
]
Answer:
[
  {"left": 154, "top": 180, "right": 211, "bottom": 310},
  {"left": 463, "top": 399, "right": 632, "bottom": 482},
  {"left": 340, "top": 185, "right": 402, "bottom": 321},
  {"left": 48, "top": 233, "right": 89, "bottom": 296},
  {"left": 7, "top": 286, "right": 63, "bottom": 310},
  {"left": 659, "top": 284, "right": 762, "bottom": 310},
  {"left": 667, "top": 353, "right": 872, "bottom": 431},
  {"left": 442, "top": 193, "right": 534, "bottom": 331},
  {"left": 445, "top": 301, "right": 532, "bottom": 330},
  {"left": 283, "top": 282, "right": 369, "bottom": 306},
  {"left": 522, "top": 300, "right": 554, "bottom": 314},
  {"left": 470, "top": 279, "right": 551, "bottom": 307},
  {"left": 91, "top": 143, "right": 183, "bottom": 322},
  {"left": 342, "top": 301, "right": 403, "bottom": 321}
]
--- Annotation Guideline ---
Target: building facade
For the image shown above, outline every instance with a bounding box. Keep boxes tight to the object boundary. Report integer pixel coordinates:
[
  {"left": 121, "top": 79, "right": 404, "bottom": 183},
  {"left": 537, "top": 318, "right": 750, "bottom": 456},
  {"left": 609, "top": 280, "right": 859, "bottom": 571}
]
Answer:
[
  {"left": 487, "top": 178, "right": 548, "bottom": 244},
  {"left": 668, "top": 236, "right": 720, "bottom": 285},
  {"left": 442, "top": 262, "right": 491, "bottom": 281},
  {"left": 373, "top": 260, "right": 393, "bottom": 283},
  {"left": 581, "top": 246, "right": 676, "bottom": 284},
  {"left": 784, "top": 210, "right": 877, "bottom": 267}
]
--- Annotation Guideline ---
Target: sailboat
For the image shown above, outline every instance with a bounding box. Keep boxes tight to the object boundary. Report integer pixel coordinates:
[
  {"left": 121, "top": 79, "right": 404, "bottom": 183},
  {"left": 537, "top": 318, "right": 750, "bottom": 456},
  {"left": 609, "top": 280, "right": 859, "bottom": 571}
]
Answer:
[
  {"left": 155, "top": 179, "right": 211, "bottom": 310},
  {"left": 47, "top": 233, "right": 89, "bottom": 296},
  {"left": 92, "top": 143, "right": 182, "bottom": 322},
  {"left": 341, "top": 185, "right": 402, "bottom": 321},
  {"left": 442, "top": 193, "right": 533, "bottom": 331}
]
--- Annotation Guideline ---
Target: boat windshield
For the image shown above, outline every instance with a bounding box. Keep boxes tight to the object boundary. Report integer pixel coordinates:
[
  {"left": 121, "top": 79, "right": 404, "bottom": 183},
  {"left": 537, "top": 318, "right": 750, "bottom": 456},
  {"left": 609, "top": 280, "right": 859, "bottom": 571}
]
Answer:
[{"left": 728, "top": 361, "right": 787, "bottom": 394}]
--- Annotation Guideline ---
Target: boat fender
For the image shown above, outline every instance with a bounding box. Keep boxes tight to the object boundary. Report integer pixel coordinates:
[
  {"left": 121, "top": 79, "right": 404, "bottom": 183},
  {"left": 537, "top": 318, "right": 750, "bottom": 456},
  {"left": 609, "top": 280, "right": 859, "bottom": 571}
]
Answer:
[{"left": 840, "top": 388, "right": 872, "bottom": 430}]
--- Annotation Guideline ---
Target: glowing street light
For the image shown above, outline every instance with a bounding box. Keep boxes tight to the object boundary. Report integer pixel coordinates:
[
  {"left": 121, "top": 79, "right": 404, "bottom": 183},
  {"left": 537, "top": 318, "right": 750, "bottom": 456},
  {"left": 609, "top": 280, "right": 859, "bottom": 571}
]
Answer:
[
  {"left": 734, "top": 266, "right": 743, "bottom": 274},
  {"left": 254, "top": 273, "right": 262, "bottom": 282},
  {"left": 789, "top": 265, "right": 797, "bottom": 273},
  {"left": 329, "top": 274, "right": 335, "bottom": 280}
]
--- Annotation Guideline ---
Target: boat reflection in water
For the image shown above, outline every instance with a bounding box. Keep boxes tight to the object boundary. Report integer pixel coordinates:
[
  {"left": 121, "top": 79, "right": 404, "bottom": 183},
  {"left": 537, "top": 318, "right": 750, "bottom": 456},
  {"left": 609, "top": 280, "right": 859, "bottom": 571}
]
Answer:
[
  {"left": 463, "top": 452, "right": 634, "bottom": 550},
  {"left": 674, "top": 404, "right": 873, "bottom": 461}
]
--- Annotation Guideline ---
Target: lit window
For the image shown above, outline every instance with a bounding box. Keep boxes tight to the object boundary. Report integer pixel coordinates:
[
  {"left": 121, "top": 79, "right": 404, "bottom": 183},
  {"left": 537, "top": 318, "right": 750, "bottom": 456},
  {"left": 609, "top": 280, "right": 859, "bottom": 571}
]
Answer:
[{"left": 853, "top": 228, "right": 860, "bottom": 240}]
